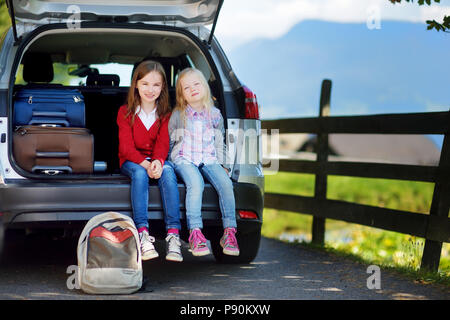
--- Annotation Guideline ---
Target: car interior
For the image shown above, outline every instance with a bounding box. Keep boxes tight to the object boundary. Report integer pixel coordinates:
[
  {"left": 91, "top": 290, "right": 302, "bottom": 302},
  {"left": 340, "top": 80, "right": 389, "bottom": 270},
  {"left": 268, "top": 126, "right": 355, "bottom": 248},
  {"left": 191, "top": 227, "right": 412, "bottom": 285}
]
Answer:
[{"left": 12, "top": 30, "right": 221, "bottom": 175}]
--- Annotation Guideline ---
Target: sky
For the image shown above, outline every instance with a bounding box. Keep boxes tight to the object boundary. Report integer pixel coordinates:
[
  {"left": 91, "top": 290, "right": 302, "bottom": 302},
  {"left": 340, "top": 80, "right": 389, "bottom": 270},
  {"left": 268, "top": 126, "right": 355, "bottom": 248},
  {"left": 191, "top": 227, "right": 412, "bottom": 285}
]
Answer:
[
  {"left": 212, "top": 0, "right": 450, "bottom": 149},
  {"left": 214, "top": 0, "right": 450, "bottom": 52}
]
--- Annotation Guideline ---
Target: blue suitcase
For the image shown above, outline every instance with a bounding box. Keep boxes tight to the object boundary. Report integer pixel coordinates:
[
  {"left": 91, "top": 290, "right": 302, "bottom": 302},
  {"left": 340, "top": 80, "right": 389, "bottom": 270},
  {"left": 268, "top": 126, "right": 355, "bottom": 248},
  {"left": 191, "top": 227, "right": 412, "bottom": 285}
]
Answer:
[{"left": 13, "top": 88, "right": 86, "bottom": 127}]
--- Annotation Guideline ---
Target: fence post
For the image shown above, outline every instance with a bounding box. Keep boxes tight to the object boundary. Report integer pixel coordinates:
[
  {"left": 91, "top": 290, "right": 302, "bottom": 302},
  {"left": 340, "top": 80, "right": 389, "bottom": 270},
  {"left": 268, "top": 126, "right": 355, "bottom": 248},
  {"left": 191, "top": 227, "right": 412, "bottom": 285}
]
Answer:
[
  {"left": 420, "top": 129, "right": 450, "bottom": 273},
  {"left": 312, "top": 79, "right": 332, "bottom": 246}
]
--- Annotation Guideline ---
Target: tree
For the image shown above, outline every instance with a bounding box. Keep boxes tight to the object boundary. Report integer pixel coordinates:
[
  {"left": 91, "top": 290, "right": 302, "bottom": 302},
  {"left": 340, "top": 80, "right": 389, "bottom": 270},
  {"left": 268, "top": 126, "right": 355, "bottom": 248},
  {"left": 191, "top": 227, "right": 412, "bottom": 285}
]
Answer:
[
  {"left": 0, "top": 0, "right": 11, "bottom": 37},
  {"left": 389, "top": 0, "right": 450, "bottom": 32}
]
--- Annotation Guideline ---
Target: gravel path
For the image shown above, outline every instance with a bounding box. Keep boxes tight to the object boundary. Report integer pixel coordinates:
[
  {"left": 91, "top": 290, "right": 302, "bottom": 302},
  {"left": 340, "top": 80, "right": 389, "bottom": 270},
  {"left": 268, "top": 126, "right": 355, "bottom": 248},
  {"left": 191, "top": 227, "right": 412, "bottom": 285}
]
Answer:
[{"left": 0, "top": 234, "right": 448, "bottom": 300}]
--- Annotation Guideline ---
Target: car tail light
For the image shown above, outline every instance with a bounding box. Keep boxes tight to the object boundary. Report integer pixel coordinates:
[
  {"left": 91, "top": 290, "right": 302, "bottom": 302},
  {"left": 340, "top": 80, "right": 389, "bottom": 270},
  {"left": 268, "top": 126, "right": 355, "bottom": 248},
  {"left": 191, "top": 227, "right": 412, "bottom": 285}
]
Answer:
[
  {"left": 243, "top": 86, "right": 259, "bottom": 119},
  {"left": 238, "top": 210, "right": 258, "bottom": 219}
]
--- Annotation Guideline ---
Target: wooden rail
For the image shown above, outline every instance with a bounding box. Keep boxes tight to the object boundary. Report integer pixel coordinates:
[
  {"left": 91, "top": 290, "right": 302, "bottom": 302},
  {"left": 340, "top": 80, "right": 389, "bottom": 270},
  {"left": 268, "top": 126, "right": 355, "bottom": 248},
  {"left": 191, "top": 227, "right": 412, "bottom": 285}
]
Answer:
[{"left": 261, "top": 79, "right": 450, "bottom": 273}]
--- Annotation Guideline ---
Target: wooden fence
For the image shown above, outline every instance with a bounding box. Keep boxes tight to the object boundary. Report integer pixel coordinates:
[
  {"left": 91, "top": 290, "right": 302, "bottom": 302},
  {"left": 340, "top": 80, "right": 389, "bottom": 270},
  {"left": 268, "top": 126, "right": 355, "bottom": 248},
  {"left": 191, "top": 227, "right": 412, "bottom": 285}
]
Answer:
[{"left": 261, "top": 79, "right": 450, "bottom": 273}]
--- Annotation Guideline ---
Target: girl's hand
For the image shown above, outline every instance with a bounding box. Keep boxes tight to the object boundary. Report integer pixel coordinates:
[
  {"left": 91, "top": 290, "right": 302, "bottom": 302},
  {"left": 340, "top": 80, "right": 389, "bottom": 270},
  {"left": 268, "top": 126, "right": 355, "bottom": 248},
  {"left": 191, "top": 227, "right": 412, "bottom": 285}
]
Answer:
[
  {"left": 149, "top": 160, "right": 162, "bottom": 179},
  {"left": 140, "top": 159, "right": 151, "bottom": 170},
  {"left": 147, "top": 166, "right": 155, "bottom": 179}
]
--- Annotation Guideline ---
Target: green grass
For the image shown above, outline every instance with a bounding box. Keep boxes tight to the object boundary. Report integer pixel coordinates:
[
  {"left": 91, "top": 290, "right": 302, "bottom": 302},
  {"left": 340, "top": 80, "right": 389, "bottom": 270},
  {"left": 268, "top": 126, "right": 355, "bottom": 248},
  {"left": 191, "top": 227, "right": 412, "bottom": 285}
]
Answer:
[{"left": 263, "top": 171, "right": 450, "bottom": 282}]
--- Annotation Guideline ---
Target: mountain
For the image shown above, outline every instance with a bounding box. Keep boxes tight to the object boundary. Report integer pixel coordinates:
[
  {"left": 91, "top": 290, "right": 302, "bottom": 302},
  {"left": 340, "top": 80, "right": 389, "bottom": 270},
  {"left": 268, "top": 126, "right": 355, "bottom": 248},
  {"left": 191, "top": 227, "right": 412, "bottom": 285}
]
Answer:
[{"left": 226, "top": 20, "right": 449, "bottom": 148}]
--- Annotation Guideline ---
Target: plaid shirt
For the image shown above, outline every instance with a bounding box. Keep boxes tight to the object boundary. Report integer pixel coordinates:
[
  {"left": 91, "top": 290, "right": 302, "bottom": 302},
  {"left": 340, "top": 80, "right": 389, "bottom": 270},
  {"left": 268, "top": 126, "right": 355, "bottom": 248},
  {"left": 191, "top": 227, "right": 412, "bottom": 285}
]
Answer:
[{"left": 177, "top": 105, "right": 221, "bottom": 166}]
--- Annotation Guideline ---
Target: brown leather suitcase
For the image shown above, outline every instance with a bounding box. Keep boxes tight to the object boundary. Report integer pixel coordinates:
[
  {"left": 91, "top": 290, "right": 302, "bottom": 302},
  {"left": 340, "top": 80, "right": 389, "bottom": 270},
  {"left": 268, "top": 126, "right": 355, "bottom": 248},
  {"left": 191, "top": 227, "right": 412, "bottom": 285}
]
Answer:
[{"left": 13, "top": 125, "right": 94, "bottom": 174}]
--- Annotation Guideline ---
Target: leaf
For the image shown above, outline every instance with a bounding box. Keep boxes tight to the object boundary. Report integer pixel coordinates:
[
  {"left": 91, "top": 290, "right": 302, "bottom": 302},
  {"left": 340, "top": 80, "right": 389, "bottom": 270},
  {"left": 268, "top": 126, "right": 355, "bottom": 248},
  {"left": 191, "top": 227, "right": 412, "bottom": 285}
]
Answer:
[
  {"left": 426, "top": 19, "right": 448, "bottom": 32},
  {"left": 443, "top": 16, "right": 450, "bottom": 28}
]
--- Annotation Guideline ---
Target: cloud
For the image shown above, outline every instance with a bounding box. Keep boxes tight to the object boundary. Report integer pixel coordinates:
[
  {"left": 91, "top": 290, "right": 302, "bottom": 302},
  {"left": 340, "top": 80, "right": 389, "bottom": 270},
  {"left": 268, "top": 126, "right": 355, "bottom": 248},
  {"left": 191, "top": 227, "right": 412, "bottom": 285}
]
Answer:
[
  {"left": 215, "top": 0, "right": 450, "bottom": 50},
  {"left": 425, "top": 103, "right": 450, "bottom": 113}
]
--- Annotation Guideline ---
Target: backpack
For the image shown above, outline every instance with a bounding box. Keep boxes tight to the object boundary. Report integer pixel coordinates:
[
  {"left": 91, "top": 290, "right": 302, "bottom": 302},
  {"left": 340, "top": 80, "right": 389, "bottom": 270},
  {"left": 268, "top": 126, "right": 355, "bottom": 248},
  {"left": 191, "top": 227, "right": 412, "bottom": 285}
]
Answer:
[{"left": 77, "top": 211, "right": 143, "bottom": 294}]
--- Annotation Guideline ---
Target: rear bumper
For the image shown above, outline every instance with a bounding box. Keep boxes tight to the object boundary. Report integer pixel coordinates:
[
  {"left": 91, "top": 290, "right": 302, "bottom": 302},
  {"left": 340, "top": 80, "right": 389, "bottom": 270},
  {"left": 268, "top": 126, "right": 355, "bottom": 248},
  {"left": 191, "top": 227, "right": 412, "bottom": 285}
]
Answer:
[{"left": 0, "top": 179, "right": 263, "bottom": 231}]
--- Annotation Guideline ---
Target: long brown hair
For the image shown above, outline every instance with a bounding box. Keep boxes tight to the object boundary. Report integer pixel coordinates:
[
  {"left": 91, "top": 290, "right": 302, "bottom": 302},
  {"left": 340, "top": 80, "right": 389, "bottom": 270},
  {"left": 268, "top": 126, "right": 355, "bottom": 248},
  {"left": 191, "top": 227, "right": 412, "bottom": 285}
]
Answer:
[{"left": 126, "top": 60, "right": 171, "bottom": 125}]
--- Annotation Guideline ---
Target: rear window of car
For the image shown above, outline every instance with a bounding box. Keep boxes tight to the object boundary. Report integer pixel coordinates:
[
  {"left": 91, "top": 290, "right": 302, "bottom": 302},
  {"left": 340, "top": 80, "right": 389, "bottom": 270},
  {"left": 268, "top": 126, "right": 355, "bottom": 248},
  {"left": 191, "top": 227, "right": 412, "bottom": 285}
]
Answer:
[
  {"left": 15, "top": 62, "right": 134, "bottom": 87},
  {"left": 14, "top": 54, "right": 196, "bottom": 88}
]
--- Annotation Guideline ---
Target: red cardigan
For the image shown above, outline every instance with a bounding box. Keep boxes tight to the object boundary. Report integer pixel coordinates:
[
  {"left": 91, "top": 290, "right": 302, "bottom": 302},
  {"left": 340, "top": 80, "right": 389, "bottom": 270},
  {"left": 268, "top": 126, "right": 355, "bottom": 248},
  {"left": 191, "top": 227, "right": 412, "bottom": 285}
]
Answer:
[{"left": 117, "top": 105, "right": 170, "bottom": 168}]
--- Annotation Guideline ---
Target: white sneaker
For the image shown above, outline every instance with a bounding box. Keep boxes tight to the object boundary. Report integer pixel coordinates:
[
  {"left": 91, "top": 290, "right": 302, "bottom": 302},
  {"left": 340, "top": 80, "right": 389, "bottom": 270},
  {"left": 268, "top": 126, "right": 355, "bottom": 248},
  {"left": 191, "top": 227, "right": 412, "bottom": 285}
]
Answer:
[
  {"left": 139, "top": 230, "right": 159, "bottom": 261},
  {"left": 165, "top": 233, "right": 183, "bottom": 262}
]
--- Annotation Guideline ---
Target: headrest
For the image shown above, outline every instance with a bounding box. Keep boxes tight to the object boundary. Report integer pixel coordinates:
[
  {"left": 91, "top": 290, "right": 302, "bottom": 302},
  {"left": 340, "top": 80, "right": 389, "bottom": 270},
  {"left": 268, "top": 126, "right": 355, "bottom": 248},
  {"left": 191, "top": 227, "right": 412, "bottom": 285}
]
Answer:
[
  {"left": 22, "top": 52, "right": 54, "bottom": 83},
  {"left": 86, "top": 74, "right": 120, "bottom": 86}
]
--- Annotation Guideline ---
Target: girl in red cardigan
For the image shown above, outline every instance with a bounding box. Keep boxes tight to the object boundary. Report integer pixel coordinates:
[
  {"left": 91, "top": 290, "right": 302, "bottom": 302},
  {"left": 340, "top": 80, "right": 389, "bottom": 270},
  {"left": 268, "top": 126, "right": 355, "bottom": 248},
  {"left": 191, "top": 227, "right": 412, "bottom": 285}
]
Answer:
[{"left": 117, "top": 60, "right": 182, "bottom": 262}]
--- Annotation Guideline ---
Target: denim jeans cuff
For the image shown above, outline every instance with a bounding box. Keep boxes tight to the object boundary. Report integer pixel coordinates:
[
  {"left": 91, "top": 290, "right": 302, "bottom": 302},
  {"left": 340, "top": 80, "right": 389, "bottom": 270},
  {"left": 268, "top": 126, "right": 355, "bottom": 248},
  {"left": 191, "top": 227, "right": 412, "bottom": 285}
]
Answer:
[
  {"left": 187, "top": 222, "right": 203, "bottom": 230},
  {"left": 222, "top": 217, "right": 237, "bottom": 229},
  {"left": 166, "top": 224, "right": 182, "bottom": 231},
  {"left": 136, "top": 222, "right": 149, "bottom": 230}
]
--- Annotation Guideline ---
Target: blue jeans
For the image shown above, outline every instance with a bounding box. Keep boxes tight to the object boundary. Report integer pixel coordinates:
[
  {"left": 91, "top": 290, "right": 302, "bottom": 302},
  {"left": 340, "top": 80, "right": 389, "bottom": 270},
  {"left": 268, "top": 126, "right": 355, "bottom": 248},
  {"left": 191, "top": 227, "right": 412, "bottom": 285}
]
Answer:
[
  {"left": 120, "top": 160, "right": 181, "bottom": 231},
  {"left": 174, "top": 162, "right": 237, "bottom": 230}
]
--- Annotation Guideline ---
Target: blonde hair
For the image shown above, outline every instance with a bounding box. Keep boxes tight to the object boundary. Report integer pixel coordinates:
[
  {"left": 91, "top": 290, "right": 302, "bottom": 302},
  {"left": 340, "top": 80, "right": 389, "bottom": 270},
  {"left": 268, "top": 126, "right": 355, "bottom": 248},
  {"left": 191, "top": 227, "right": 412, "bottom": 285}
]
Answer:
[{"left": 174, "top": 68, "right": 214, "bottom": 123}]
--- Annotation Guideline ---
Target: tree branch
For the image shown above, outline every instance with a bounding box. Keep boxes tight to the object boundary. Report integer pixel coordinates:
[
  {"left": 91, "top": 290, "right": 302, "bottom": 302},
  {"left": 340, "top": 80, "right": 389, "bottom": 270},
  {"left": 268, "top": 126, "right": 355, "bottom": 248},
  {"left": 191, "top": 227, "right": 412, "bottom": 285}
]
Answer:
[{"left": 388, "top": 0, "right": 449, "bottom": 32}]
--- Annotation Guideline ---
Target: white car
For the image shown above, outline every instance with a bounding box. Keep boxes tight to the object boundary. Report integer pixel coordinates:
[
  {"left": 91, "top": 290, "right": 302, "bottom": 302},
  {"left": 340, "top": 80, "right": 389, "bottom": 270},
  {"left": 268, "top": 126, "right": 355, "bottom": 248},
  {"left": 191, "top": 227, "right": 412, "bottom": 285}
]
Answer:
[{"left": 0, "top": 0, "right": 264, "bottom": 263}]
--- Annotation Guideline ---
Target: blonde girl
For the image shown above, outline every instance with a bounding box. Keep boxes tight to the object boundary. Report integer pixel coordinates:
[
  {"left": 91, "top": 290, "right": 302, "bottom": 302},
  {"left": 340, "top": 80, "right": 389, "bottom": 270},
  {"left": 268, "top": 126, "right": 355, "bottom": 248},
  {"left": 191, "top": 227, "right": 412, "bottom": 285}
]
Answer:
[{"left": 168, "top": 68, "right": 239, "bottom": 257}]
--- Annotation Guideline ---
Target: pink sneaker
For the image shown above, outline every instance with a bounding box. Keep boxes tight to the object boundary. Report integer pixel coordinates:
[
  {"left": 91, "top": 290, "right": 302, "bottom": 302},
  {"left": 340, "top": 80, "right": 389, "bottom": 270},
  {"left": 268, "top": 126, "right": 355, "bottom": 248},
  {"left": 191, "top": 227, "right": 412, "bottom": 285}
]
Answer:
[
  {"left": 188, "top": 229, "right": 211, "bottom": 256},
  {"left": 220, "top": 228, "right": 240, "bottom": 256}
]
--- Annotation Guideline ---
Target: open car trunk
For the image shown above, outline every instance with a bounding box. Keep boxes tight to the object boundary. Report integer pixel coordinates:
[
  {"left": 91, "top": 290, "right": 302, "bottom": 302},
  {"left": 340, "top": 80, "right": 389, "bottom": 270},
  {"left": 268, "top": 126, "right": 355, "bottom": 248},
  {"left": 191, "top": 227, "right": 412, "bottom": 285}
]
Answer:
[
  {"left": 10, "top": 25, "right": 224, "bottom": 177},
  {"left": 6, "top": 0, "right": 223, "bottom": 44}
]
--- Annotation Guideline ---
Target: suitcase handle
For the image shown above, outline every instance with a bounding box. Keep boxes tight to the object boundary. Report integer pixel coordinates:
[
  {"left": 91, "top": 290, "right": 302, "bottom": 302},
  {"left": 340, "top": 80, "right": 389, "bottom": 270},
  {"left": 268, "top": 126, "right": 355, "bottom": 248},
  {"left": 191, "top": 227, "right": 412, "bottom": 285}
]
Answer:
[
  {"left": 29, "top": 119, "right": 70, "bottom": 127},
  {"left": 32, "top": 111, "right": 67, "bottom": 117},
  {"left": 36, "top": 151, "right": 70, "bottom": 159},
  {"left": 31, "top": 166, "right": 73, "bottom": 175},
  {"left": 30, "top": 111, "right": 69, "bottom": 127}
]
